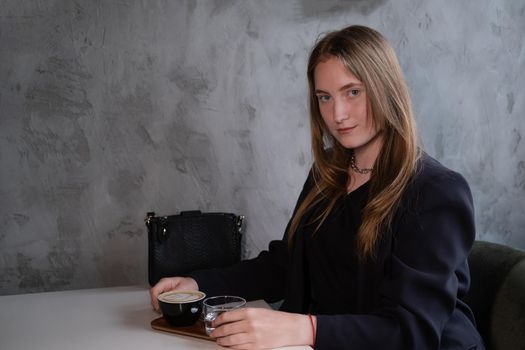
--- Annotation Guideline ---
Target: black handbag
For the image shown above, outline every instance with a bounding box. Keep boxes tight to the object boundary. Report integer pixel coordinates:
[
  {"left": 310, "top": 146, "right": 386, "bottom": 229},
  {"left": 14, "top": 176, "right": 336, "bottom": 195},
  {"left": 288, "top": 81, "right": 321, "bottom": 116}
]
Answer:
[{"left": 145, "top": 210, "right": 244, "bottom": 286}]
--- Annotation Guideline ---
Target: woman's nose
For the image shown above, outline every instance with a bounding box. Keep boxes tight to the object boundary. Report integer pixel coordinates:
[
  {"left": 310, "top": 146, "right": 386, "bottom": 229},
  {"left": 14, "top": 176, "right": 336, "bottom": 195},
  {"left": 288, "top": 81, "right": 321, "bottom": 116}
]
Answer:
[{"left": 333, "top": 99, "right": 349, "bottom": 124}]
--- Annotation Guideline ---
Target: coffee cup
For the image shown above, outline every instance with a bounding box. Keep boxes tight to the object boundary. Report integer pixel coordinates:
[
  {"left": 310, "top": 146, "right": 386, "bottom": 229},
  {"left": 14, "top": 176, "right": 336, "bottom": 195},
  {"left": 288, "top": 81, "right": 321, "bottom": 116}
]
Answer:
[{"left": 157, "top": 290, "right": 206, "bottom": 327}]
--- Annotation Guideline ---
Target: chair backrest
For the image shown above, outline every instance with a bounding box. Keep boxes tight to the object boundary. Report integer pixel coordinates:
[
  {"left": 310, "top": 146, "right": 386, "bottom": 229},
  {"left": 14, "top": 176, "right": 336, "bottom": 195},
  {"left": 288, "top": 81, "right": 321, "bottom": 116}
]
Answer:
[{"left": 463, "top": 240, "right": 525, "bottom": 350}]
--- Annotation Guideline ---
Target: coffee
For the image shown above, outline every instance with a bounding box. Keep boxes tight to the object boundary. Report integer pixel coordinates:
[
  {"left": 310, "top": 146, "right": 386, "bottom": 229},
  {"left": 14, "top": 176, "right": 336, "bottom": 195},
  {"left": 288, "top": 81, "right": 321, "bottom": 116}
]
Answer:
[{"left": 158, "top": 291, "right": 205, "bottom": 303}]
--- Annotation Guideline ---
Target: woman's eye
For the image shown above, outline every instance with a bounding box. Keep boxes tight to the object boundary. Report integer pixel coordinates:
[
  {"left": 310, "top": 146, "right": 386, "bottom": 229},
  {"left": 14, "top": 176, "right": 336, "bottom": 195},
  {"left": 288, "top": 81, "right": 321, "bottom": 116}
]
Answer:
[
  {"left": 317, "top": 95, "right": 331, "bottom": 103},
  {"left": 348, "top": 89, "right": 360, "bottom": 97}
]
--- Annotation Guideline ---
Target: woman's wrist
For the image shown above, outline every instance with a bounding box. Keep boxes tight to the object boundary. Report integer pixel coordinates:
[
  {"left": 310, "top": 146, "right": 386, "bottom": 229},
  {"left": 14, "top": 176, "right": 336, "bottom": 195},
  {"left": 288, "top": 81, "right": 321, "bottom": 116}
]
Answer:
[
  {"left": 308, "top": 314, "right": 317, "bottom": 347},
  {"left": 294, "top": 313, "right": 316, "bottom": 347}
]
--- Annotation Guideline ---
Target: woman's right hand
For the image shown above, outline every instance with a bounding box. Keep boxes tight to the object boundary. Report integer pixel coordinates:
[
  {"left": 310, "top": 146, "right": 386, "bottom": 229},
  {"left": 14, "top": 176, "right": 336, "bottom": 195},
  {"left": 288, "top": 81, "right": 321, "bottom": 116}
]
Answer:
[{"left": 149, "top": 277, "right": 199, "bottom": 312}]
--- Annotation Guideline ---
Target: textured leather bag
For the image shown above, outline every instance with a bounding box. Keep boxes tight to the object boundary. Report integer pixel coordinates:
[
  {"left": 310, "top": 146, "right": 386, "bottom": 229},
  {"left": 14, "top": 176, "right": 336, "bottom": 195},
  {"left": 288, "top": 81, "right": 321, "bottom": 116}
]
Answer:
[{"left": 145, "top": 210, "right": 244, "bottom": 286}]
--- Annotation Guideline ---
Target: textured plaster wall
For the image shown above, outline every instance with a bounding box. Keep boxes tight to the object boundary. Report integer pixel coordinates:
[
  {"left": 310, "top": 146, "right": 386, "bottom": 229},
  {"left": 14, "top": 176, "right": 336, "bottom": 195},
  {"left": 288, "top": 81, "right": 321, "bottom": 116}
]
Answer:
[{"left": 0, "top": 0, "right": 523, "bottom": 295}]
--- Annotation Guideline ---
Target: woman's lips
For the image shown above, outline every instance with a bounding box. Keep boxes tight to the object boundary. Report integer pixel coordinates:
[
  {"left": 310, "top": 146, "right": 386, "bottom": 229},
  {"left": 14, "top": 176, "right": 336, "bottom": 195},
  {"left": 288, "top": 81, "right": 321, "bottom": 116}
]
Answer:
[{"left": 337, "top": 126, "right": 356, "bottom": 134}]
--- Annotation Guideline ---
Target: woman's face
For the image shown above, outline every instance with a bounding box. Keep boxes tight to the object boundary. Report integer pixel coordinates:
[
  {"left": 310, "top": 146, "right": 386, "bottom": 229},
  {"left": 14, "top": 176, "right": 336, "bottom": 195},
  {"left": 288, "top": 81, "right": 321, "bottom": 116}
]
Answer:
[{"left": 314, "top": 56, "right": 380, "bottom": 153}]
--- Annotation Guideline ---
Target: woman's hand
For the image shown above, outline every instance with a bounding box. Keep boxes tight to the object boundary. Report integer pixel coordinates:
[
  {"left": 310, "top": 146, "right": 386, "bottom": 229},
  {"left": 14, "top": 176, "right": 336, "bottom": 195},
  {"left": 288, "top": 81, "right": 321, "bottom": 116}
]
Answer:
[
  {"left": 209, "top": 308, "right": 315, "bottom": 350},
  {"left": 149, "top": 277, "right": 199, "bottom": 311}
]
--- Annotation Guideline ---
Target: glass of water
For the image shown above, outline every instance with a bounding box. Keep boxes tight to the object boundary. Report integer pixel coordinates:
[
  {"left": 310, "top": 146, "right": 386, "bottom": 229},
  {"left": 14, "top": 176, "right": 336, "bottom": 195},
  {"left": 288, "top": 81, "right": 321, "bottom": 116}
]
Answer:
[{"left": 203, "top": 296, "right": 246, "bottom": 335}]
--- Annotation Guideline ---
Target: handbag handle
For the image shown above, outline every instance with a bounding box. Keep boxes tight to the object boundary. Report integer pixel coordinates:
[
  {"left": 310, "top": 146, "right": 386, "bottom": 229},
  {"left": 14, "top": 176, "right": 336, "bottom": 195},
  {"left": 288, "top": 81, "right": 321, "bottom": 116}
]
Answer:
[{"left": 145, "top": 211, "right": 243, "bottom": 234}]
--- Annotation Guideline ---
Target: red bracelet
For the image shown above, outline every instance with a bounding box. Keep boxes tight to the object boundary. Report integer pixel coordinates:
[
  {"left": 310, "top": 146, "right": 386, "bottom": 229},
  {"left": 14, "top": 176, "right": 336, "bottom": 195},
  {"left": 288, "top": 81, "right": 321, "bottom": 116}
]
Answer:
[{"left": 307, "top": 313, "right": 316, "bottom": 348}]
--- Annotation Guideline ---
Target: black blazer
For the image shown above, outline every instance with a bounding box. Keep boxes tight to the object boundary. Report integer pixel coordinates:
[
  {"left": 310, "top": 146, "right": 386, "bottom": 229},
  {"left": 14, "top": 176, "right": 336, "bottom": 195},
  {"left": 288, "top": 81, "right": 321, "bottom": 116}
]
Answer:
[{"left": 190, "top": 154, "right": 485, "bottom": 350}]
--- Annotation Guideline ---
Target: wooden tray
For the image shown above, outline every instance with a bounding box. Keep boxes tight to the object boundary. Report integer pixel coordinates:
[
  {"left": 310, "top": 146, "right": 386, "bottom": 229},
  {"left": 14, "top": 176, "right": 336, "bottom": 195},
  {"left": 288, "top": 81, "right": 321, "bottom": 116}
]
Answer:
[{"left": 151, "top": 317, "right": 213, "bottom": 341}]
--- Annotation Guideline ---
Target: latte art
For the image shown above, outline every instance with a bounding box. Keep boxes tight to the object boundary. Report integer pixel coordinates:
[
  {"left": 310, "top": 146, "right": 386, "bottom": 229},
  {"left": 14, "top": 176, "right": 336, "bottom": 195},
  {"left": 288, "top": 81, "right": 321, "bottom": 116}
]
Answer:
[{"left": 158, "top": 290, "right": 205, "bottom": 304}]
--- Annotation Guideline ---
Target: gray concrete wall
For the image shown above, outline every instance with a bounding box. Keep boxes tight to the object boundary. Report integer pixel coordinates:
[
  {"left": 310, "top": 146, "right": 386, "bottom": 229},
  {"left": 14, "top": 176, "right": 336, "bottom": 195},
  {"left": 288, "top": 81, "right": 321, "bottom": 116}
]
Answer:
[{"left": 0, "top": 0, "right": 523, "bottom": 295}]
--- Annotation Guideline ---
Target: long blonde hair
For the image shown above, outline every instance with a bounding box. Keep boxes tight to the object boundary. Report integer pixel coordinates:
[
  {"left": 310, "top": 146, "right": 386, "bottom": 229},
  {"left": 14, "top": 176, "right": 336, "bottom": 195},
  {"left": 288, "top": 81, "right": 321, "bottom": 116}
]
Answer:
[{"left": 288, "top": 25, "right": 420, "bottom": 259}]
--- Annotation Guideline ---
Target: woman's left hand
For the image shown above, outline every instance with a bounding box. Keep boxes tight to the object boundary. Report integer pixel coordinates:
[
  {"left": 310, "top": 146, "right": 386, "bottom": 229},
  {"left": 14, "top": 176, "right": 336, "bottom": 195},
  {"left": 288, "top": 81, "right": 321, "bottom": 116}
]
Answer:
[{"left": 209, "top": 307, "right": 315, "bottom": 350}]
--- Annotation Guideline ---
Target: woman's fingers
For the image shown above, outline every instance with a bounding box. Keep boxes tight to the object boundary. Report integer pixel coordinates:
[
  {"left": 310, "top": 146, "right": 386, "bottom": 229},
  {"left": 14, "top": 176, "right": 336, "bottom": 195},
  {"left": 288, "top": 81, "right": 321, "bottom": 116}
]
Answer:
[
  {"left": 210, "top": 309, "right": 255, "bottom": 347},
  {"left": 215, "top": 332, "right": 252, "bottom": 348},
  {"left": 210, "top": 318, "right": 249, "bottom": 338},
  {"left": 149, "top": 278, "right": 174, "bottom": 311},
  {"left": 148, "top": 277, "right": 198, "bottom": 311},
  {"left": 212, "top": 307, "right": 249, "bottom": 327}
]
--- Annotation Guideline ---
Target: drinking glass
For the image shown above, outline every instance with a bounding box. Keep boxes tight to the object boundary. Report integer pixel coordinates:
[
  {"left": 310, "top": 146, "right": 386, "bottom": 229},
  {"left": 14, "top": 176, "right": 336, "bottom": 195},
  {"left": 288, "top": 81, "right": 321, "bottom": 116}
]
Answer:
[{"left": 203, "top": 296, "right": 246, "bottom": 335}]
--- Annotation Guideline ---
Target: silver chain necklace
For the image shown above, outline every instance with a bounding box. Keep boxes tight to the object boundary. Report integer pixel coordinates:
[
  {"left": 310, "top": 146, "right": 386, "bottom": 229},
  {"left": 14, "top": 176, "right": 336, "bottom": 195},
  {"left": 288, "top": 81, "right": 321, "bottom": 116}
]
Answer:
[{"left": 349, "top": 153, "right": 373, "bottom": 174}]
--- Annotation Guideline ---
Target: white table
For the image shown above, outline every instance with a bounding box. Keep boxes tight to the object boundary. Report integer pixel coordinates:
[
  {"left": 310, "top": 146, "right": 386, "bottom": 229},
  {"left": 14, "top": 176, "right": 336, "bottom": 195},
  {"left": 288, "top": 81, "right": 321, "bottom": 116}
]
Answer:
[{"left": 0, "top": 285, "right": 311, "bottom": 350}]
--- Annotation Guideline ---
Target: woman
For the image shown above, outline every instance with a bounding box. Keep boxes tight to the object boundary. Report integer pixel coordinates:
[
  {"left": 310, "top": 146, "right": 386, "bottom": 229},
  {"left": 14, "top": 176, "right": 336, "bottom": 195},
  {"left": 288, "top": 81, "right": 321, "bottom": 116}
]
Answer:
[{"left": 150, "top": 25, "right": 485, "bottom": 350}]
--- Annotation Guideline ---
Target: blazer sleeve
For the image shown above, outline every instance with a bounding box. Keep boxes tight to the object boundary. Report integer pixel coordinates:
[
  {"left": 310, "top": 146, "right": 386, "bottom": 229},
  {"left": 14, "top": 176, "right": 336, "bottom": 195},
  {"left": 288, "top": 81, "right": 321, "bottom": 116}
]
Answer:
[
  {"left": 188, "top": 171, "right": 314, "bottom": 303},
  {"left": 315, "top": 169, "right": 476, "bottom": 350}
]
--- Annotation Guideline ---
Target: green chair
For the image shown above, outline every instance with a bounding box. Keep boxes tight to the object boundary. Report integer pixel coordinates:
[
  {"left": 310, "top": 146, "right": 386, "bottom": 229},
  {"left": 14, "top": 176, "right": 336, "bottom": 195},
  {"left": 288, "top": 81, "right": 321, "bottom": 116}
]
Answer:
[{"left": 464, "top": 240, "right": 525, "bottom": 350}]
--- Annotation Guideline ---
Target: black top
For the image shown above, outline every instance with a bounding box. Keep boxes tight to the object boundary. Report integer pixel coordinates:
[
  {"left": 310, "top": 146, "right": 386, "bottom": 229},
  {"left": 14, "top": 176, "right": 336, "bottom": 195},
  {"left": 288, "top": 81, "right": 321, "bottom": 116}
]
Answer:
[
  {"left": 189, "top": 154, "right": 485, "bottom": 350},
  {"left": 304, "top": 182, "right": 368, "bottom": 315}
]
